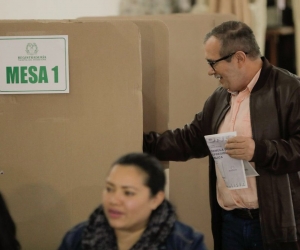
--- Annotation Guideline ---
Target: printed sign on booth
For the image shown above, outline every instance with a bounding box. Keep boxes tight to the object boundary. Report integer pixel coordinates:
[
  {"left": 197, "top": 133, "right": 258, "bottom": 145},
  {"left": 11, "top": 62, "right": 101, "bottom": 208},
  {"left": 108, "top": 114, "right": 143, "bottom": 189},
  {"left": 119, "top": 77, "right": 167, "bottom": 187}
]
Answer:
[{"left": 0, "top": 35, "right": 69, "bottom": 94}]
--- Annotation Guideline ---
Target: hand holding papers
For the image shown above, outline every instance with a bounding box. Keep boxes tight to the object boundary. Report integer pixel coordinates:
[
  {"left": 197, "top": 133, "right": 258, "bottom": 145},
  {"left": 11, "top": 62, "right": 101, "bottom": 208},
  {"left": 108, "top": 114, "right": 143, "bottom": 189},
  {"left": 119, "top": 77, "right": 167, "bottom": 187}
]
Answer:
[{"left": 204, "top": 132, "right": 258, "bottom": 190}]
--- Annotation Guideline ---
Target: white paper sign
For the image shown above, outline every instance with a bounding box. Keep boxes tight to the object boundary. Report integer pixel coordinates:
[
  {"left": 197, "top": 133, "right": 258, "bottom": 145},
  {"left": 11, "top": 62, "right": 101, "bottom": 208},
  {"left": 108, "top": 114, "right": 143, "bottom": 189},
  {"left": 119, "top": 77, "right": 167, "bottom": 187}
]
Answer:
[
  {"left": 205, "top": 132, "right": 248, "bottom": 190},
  {"left": 0, "top": 35, "right": 69, "bottom": 94}
]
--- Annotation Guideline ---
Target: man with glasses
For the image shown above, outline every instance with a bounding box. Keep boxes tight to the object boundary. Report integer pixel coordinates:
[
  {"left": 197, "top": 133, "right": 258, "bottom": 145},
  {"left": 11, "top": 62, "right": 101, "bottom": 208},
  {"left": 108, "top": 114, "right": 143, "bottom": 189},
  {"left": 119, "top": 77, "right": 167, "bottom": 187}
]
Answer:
[{"left": 144, "top": 20, "right": 300, "bottom": 250}]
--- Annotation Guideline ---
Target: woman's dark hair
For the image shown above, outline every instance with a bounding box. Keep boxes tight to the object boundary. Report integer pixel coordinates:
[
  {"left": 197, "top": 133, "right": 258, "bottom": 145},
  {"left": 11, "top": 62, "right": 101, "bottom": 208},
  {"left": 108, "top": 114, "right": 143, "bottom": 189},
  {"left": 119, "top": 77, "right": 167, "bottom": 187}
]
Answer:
[
  {"left": 0, "top": 192, "right": 21, "bottom": 250},
  {"left": 111, "top": 152, "right": 166, "bottom": 196},
  {"left": 204, "top": 20, "right": 261, "bottom": 59}
]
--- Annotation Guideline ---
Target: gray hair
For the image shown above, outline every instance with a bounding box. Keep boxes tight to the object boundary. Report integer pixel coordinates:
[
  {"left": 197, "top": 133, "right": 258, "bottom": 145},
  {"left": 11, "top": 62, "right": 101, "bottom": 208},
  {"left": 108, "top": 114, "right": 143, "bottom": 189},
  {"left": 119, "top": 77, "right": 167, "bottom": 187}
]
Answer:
[{"left": 204, "top": 21, "right": 261, "bottom": 60}]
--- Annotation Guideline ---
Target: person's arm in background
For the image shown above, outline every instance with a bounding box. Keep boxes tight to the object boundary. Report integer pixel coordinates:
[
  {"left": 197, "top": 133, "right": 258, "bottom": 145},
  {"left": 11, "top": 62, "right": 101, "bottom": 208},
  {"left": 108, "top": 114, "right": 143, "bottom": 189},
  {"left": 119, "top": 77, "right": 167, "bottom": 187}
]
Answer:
[
  {"left": 143, "top": 86, "right": 229, "bottom": 162},
  {"left": 143, "top": 111, "right": 210, "bottom": 162}
]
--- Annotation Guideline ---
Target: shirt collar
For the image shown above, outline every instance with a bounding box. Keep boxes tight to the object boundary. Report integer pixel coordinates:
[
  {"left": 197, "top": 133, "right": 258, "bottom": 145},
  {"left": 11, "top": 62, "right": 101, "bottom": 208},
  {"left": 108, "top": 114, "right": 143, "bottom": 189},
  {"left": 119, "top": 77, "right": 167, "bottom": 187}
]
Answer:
[{"left": 227, "top": 68, "right": 262, "bottom": 96}]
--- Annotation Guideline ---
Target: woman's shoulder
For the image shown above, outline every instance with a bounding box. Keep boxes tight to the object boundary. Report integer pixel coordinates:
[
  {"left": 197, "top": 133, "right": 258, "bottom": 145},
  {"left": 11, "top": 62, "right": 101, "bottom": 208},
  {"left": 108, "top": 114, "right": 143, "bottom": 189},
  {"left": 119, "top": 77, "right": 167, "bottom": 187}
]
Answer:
[
  {"left": 57, "top": 221, "right": 87, "bottom": 250},
  {"left": 57, "top": 220, "right": 207, "bottom": 250},
  {"left": 164, "top": 220, "right": 207, "bottom": 250}
]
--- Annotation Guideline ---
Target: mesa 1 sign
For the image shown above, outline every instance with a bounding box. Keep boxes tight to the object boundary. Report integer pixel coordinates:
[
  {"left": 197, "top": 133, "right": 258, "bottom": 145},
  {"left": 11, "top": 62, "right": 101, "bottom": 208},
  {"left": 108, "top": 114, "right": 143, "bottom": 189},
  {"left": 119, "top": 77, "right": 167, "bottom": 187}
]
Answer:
[{"left": 0, "top": 36, "right": 69, "bottom": 94}]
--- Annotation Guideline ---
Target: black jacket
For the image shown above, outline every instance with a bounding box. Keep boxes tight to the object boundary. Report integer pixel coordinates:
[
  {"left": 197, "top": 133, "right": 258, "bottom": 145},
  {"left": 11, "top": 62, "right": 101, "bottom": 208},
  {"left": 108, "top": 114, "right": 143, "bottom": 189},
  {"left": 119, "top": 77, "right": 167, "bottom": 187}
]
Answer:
[{"left": 143, "top": 58, "right": 300, "bottom": 250}]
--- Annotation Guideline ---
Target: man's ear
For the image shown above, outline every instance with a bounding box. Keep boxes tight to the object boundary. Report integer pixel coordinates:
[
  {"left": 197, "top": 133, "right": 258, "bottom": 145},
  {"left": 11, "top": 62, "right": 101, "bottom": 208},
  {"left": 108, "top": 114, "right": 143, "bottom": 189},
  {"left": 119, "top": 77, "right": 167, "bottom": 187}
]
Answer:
[
  {"left": 151, "top": 191, "right": 165, "bottom": 210},
  {"left": 236, "top": 51, "right": 247, "bottom": 63}
]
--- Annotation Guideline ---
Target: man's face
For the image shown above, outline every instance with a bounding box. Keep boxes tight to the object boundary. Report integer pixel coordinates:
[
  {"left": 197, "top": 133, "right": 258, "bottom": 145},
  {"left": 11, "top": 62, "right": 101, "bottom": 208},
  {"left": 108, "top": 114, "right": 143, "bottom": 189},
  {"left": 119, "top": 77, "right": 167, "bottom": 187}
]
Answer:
[{"left": 204, "top": 36, "right": 241, "bottom": 92}]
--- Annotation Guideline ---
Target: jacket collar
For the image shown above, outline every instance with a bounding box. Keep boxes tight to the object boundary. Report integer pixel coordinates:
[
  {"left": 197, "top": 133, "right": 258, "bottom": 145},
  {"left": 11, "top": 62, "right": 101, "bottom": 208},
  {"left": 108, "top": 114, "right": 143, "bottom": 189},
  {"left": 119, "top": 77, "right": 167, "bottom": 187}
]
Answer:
[{"left": 252, "top": 57, "right": 273, "bottom": 93}]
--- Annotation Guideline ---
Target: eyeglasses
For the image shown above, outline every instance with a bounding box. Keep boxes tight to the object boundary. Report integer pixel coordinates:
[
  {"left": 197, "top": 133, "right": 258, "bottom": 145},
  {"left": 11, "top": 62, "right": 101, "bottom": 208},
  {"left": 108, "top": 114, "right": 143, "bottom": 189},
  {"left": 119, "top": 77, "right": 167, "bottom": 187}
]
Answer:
[{"left": 206, "top": 51, "right": 248, "bottom": 71}]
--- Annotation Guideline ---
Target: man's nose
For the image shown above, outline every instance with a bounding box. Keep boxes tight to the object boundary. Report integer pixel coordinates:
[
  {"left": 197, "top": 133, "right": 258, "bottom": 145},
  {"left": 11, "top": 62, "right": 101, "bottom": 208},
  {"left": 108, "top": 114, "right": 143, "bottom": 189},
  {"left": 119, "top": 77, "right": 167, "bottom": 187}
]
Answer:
[{"left": 208, "top": 66, "right": 215, "bottom": 76}]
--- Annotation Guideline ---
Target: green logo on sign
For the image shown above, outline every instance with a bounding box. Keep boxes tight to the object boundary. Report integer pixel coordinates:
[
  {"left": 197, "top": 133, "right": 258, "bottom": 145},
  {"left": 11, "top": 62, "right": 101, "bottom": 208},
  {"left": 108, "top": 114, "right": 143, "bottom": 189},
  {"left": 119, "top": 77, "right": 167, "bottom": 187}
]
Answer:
[{"left": 26, "top": 43, "right": 38, "bottom": 55}]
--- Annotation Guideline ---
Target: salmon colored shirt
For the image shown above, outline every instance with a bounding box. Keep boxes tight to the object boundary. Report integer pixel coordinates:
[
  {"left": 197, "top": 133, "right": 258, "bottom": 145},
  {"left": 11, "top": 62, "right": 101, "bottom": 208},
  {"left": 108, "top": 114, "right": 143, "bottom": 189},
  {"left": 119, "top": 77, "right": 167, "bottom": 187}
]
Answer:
[{"left": 217, "top": 69, "right": 261, "bottom": 210}]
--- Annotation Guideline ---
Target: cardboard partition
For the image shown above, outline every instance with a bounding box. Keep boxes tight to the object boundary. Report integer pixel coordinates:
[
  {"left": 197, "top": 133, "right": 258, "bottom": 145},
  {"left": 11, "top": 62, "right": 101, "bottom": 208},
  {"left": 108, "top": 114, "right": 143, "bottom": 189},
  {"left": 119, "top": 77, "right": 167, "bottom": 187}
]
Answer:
[
  {"left": 146, "top": 14, "right": 236, "bottom": 250},
  {"left": 106, "top": 20, "right": 171, "bottom": 195},
  {"left": 80, "top": 13, "right": 236, "bottom": 249},
  {"left": 79, "top": 18, "right": 170, "bottom": 155},
  {"left": 123, "top": 20, "right": 169, "bottom": 134},
  {"left": 0, "top": 20, "right": 143, "bottom": 250},
  {"left": 122, "top": 20, "right": 171, "bottom": 195},
  {"left": 153, "top": 14, "right": 237, "bottom": 250}
]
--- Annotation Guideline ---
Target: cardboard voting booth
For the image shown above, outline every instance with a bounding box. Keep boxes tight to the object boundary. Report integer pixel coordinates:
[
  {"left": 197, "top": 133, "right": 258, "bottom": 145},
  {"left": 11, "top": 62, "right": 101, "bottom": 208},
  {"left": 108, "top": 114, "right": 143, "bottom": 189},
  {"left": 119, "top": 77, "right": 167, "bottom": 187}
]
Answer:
[
  {"left": 154, "top": 14, "right": 237, "bottom": 249},
  {"left": 0, "top": 20, "right": 143, "bottom": 250},
  {"left": 0, "top": 13, "right": 237, "bottom": 249},
  {"left": 80, "top": 13, "right": 236, "bottom": 249}
]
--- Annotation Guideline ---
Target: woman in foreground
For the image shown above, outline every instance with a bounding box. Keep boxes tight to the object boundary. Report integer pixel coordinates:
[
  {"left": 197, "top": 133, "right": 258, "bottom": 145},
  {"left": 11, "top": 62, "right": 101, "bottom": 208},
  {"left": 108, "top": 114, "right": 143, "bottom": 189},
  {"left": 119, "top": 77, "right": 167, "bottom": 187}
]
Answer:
[{"left": 58, "top": 152, "right": 206, "bottom": 250}]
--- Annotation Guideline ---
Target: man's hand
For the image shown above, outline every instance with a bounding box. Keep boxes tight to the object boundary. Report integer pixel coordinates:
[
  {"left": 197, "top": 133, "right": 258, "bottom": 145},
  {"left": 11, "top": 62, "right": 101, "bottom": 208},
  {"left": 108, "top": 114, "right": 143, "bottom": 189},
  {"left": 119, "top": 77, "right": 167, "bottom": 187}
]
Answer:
[{"left": 225, "top": 136, "right": 255, "bottom": 161}]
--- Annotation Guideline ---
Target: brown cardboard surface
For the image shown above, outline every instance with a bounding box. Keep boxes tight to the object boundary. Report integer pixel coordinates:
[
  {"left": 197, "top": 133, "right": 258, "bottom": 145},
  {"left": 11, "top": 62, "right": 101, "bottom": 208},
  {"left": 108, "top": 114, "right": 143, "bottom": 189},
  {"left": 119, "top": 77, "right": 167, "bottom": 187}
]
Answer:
[
  {"left": 155, "top": 14, "right": 237, "bottom": 250},
  {"left": 79, "top": 18, "right": 171, "bottom": 173},
  {"left": 78, "top": 18, "right": 170, "bottom": 140},
  {"left": 79, "top": 13, "right": 237, "bottom": 249},
  {"left": 124, "top": 20, "right": 170, "bottom": 188},
  {"left": 0, "top": 20, "right": 142, "bottom": 250},
  {"left": 132, "top": 20, "right": 169, "bottom": 134}
]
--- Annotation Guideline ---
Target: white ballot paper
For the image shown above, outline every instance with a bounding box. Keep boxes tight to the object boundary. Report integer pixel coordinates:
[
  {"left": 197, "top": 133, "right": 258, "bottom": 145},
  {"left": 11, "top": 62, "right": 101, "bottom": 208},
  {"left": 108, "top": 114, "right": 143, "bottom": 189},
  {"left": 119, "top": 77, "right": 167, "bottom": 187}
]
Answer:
[
  {"left": 243, "top": 160, "right": 259, "bottom": 177},
  {"left": 204, "top": 132, "right": 248, "bottom": 190}
]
